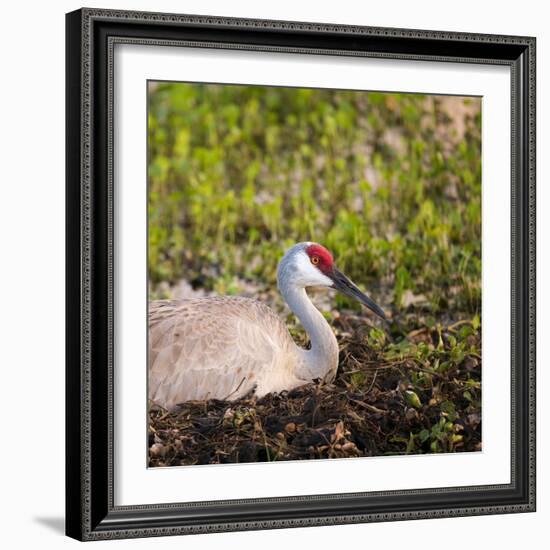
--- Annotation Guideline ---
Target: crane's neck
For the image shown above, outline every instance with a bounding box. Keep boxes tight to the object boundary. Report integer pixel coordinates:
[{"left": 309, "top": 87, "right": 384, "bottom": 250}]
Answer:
[{"left": 280, "top": 284, "right": 339, "bottom": 383}]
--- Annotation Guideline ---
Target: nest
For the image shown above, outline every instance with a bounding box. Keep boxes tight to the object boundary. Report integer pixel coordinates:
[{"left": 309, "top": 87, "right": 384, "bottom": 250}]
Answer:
[{"left": 149, "top": 314, "right": 481, "bottom": 466}]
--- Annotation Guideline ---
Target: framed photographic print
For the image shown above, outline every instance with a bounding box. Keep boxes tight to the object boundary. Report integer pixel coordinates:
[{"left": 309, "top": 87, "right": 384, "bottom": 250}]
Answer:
[{"left": 65, "top": 7, "right": 536, "bottom": 541}]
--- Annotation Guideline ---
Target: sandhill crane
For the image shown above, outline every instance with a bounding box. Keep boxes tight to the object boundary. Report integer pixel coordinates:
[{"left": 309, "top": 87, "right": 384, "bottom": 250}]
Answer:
[{"left": 149, "top": 242, "right": 386, "bottom": 410}]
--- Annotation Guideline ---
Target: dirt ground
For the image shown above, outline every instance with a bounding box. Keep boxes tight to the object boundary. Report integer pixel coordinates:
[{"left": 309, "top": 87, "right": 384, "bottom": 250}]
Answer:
[{"left": 149, "top": 311, "right": 481, "bottom": 466}]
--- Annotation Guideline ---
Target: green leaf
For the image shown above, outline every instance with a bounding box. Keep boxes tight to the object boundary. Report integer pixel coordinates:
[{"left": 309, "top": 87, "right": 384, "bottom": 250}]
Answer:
[
  {"left": 419, "top": 429, "right": 431, "bottom": 443},
  {"left": 403, "top": 390, "right": 422, "bottom": 409}
]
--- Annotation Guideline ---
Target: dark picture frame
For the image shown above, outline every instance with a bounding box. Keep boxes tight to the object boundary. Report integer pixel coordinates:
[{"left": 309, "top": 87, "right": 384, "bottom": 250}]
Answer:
[{"left": 66, "top": 8, "right": 536, "bottom": 541}]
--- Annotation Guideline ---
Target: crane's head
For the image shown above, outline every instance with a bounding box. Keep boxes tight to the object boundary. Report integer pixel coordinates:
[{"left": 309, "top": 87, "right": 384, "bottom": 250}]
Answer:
[{"left": 277, "top": 242, "right": 387, "bottom": 321}]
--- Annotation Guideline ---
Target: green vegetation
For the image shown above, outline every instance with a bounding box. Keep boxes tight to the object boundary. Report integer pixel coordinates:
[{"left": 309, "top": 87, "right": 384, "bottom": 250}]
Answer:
[{"left": 148, "top": 82, "right": 482, "bottom": 461}]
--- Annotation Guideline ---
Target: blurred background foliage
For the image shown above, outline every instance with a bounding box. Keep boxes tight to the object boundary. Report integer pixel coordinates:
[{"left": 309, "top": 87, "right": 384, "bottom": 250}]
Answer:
[{"left": 148, "top": 82, "right": 481, "bottom": 320}]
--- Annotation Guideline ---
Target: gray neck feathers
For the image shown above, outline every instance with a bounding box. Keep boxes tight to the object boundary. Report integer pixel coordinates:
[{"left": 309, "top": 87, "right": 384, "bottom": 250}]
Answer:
[{"left": 277, "top": 252, "right": 339, "bottom": 381}]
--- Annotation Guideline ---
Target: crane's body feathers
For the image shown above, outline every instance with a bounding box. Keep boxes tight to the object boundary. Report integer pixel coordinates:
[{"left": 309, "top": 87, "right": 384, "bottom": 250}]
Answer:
[{"left": 149, "top": 296, "right": 309, "bottom": 410}]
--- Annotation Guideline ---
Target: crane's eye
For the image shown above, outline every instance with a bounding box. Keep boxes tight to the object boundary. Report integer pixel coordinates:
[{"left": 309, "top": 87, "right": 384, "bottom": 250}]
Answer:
[{"left": 311, "top": 256, "right": 320, "bottom": 265}]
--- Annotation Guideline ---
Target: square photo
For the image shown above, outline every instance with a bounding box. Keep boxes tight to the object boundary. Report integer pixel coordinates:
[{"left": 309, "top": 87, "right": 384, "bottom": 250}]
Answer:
[{"left": 147, "top": 81, "right": 482, "bottom": 466}]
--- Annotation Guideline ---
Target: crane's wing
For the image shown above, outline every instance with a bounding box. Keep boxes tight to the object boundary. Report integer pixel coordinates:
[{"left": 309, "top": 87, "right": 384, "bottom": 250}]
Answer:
[{"left": 148, "top": 297, "right": 290, "bottom": 410}]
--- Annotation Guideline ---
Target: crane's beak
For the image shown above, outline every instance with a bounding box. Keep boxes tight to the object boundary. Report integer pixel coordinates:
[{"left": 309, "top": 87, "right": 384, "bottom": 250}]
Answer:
[{"left": 330, "top": 268, "right": 387, "bottom": 321}]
